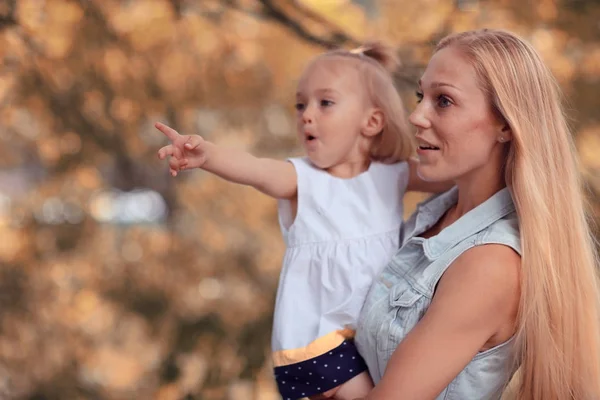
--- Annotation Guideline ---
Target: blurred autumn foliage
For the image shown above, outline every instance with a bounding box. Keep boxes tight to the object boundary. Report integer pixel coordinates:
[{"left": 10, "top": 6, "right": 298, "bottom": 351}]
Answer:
[{"left": 0, "top": 0, "right": 598, "bottom": 399}]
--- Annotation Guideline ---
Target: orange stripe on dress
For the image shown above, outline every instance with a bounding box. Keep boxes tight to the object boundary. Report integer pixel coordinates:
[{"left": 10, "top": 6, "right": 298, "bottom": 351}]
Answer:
[{"left": 272, "top": 328, "right": 355, "bottom": 367}]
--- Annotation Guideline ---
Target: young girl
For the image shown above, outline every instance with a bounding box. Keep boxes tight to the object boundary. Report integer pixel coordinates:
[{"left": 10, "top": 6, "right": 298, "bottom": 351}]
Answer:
[{"left": 156, "top": 43, "right": 450, "bottom": 400}]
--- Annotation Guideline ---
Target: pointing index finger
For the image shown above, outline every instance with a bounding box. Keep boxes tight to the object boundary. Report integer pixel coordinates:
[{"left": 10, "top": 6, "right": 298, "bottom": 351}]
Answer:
[{"left": 155, "top": 122, "right": 180, "bottom": 141}]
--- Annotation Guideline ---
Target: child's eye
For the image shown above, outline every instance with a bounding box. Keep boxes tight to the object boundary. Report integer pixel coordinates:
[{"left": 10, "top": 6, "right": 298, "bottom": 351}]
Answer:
[
  {"left": 295, "top": 102, "right": 305, "bottom": 111},
  {"left": 320, "top": 99, "right": 334, "bottom": 107},
  {"left": 415, "top": 91, "right": 423, "bottom": 103},
  {"left": 437, "top": 95, "right": 452, "bottom": 108}
]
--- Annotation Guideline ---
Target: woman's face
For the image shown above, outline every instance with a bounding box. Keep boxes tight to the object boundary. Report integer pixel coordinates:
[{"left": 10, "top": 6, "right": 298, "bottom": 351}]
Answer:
[{"left": 410, "top": 46, "right": 509, "bottom": 183}]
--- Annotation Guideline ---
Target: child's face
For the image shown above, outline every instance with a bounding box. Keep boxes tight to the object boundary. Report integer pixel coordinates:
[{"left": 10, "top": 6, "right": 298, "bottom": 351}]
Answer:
[{"left": 295, "top": 59, "right": 373, "bottom": 170}]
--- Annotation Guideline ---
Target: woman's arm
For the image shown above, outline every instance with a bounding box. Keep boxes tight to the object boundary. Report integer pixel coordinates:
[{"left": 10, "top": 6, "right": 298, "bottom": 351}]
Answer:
[
  {"left": 156, "top": 122, "right": 297, "bottom": 199},
  {"left": 406, "top": 157, "right": 455, "bottom": 193},
  {"left": 366, "top": 244, "right": 521, "bottom": 400}
]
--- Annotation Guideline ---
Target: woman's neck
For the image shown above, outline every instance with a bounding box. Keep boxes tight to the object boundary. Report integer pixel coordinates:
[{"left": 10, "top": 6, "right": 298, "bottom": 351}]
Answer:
[{"left": 448, "top": 163, "right": 507, "bottom": 226}]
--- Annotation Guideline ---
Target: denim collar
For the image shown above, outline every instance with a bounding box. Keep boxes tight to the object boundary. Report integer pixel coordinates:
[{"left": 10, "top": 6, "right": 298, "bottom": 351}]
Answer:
[{"left": 417, "top": 187, "right": 516, "bottom": 260}]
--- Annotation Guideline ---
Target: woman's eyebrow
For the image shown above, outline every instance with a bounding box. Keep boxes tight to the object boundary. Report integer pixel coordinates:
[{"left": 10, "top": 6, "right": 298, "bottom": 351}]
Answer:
[{"left": 418, "top": 79, "right": 461, "bottom": 91}]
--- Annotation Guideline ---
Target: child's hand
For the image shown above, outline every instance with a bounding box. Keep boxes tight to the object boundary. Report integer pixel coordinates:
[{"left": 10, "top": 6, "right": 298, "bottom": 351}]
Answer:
[{"left": 155, "top": 122, "right": 208, "bottom": 177}]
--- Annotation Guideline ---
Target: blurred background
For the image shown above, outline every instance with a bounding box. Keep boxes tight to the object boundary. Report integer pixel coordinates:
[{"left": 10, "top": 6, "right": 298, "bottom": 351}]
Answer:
[{"left": 0, "top": 0, "right": 598, "bottom": 399}]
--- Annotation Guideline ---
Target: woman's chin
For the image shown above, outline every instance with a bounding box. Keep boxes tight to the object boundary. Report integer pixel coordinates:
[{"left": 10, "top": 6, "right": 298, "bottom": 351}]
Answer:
[{"left": 417, "top": 167, "right": 446, "bottom": 183}]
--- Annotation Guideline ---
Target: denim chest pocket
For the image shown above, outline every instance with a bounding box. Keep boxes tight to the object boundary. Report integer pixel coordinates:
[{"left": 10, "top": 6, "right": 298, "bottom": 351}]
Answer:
[
  {"left": 380, "top": 281, "right": 429, "bottom": 363},
  {"left": 389, "top": 282, "right": 423, "bottom": 307}
]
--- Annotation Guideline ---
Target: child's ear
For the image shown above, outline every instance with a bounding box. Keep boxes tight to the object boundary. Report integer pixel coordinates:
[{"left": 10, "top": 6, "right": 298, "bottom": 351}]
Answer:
[{"left": 363, "top": 109, "right": 384, "bottom": 137}]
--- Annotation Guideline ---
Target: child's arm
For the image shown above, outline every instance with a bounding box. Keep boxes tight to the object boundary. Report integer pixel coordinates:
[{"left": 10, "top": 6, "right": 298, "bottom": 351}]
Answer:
[
  {"left": 196, "top": 141, "right": 297, "bottom": 199},
  {"left": 406, "top": 157, "right": 455, "bottom": 193},
  {"left": 155, "top": 122, "right": 297, "bottom": 199}
]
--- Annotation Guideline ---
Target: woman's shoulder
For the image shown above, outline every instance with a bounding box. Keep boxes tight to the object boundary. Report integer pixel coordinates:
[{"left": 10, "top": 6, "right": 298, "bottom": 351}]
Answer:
[
  {"left": 435, "top": 242, "right": 521, "bottom": 351},
  {"left": 478, "top": 211, "right": 521, "bottom": 255}
]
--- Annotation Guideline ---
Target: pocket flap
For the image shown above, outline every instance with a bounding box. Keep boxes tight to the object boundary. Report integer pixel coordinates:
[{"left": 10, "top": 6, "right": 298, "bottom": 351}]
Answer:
[{"left": 389, "top": 284, "right": 421, "bottom": 307}]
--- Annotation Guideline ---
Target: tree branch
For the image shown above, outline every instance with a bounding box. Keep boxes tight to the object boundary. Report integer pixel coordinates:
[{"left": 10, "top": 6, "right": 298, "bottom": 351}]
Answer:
[
  {"left": 218, "top": 0, "right": 360, "bottom": 49},
  {"left": 0, "top": 0, "right": 17, "bottom": 31}
]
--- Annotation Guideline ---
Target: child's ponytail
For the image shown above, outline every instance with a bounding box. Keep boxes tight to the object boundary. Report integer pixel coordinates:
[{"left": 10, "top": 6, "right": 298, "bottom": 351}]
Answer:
[{"left": 353, "top": 41, "right": 402, "bottom": 74}]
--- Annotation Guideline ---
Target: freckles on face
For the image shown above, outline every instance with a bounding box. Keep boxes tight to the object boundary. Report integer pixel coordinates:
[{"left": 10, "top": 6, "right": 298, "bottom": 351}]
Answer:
[{"left": 414, "top": 46, "right": 502, "bottom": 181}]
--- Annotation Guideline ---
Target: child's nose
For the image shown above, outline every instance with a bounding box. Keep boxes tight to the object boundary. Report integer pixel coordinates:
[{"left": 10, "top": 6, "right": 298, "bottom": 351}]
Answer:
[{"left": 302, "top": 105, "right": 315, "bottom": 124}]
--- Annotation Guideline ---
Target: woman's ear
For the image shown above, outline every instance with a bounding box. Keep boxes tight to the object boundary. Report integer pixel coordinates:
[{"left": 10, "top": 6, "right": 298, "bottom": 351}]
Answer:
[
  {"left": 363, "top": 109, "right": 385, "bottom": 137},
  {"left": 497, "top": 124, "right": 513, "bottom": 143}
]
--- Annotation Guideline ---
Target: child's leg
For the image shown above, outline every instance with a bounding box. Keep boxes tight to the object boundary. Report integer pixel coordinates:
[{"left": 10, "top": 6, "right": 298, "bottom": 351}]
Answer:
[
  {"left": 308, "top": 371, "right": 373, "bottom": 400},
  {"left": 333, "top": 371, "right": 373, "bottom": 400}
]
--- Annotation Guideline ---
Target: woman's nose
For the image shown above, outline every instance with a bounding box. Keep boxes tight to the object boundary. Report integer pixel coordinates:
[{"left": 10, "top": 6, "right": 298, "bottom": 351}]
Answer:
[{"left": 409, "top": 104, "right": 431, "bottom": 130}]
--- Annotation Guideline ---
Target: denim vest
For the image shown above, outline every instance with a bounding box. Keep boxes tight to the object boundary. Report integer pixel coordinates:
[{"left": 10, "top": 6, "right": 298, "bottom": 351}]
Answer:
[{"left": 355, "top": 187, "right": 520, "bottom": 399}]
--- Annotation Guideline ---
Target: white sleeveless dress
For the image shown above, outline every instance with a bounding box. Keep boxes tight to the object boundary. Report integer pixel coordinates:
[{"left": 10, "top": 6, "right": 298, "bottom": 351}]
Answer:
[{"left": 272, "top": 157, "right": 408, "bottom": 399}]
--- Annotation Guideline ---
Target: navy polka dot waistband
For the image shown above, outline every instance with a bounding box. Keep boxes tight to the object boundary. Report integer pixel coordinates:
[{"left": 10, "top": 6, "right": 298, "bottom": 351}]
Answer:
[{"left": 274, "top": 340, "right": 368, "bottom": 399}]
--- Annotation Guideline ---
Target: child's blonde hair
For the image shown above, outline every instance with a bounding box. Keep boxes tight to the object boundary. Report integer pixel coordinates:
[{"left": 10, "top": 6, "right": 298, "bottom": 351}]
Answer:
[
  {"left": 308, "top": 42, "right": 415, "bottom": 163},
  {"left": 437, "top": 29, "right": 600, "bottom": 399}
]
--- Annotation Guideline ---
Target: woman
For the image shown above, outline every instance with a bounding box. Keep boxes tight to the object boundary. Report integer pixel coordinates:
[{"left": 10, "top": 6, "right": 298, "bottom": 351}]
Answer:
[{"left": 354, "top": 29, "right": 600, "bottom": 399}]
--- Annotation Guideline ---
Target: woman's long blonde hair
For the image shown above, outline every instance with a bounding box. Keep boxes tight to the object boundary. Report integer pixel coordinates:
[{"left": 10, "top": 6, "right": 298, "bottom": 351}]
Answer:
[{"left": 437, "top": 29, "right": 600, "bottom": 399}]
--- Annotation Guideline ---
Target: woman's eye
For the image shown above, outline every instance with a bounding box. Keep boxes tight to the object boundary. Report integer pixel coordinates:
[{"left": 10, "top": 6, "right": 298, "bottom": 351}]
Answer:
[
  {"left": 437, "top": 95, "right": 452, "bottom": 108},
  {"left": 415, "top": 91, "right": 423, "bottom": 103},
  {"left": 295, "top": 103, "right": 305, "bottom": 111}
]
